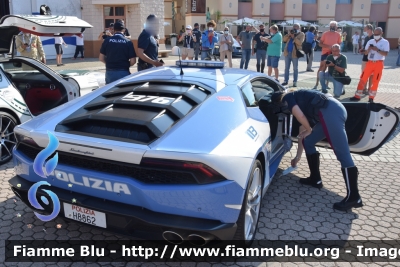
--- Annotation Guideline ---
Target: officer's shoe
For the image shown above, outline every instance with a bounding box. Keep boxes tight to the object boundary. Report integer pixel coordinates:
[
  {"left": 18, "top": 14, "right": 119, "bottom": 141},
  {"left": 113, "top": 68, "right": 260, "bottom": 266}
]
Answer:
[
  {"left": 299, "top": 152, "right": 323, "bottom": 189},
  {"left": 333, "top": 166, "right": 363, "bottom": 211},
  {"left": 368, "top": 98, "right": 374, "bottom": 103},
  {"left": 349, "top": 97, "right": 360, "bottom": 101},
  {"left": 299, "top": 177, "right": 323, "bottom": 188},
  {"left": 333, "top": 198, "right": 363, "bottom": 211}
]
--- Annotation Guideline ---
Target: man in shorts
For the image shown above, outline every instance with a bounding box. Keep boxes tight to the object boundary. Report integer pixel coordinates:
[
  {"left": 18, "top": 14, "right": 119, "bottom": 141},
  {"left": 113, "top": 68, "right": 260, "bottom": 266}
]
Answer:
[
  {"left": 178, "top": 25, "right": 196, "bottom": 60},
  {"left": 262, "top": 25, "right": 282, "bottom": 82},
  {"left": 54, "top": 36, "right": 66, "bottom": 66},
  {"left": 313, "top": 21, "right": 341, "bottom": 89}
]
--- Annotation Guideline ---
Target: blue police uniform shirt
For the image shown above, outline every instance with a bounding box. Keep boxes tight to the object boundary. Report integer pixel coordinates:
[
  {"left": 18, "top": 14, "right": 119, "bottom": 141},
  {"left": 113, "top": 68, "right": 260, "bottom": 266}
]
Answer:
[
  {"left": 282, "top": 90, "right": 327, "bottom": 123},
  {"left": 192, "top": 28, "right": 202, "bottom": 43},
  {"left": 100, "top": 33, "right": 136, "bottom": 70},
  {"left": 138, "top": 29, "right": 158, "bottom": 64}
]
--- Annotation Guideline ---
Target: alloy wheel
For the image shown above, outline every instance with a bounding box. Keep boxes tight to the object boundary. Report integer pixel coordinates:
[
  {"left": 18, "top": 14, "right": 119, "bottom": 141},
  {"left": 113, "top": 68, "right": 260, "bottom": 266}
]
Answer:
[
  {"left": 244, "top": 167, "right": 262, "bottom": 240},
  {"left": 0, "top": 114, "right": 17, "bottom": 163}
]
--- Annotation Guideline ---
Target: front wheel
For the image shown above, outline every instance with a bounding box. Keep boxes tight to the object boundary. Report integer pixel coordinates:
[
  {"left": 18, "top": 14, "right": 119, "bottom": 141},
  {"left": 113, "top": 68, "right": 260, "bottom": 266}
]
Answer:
[
  {"left": 0, "top": 111, "right": 18, "bottom": 164},
  {"left": 233, "top": 159, "right": 263, "bottom": 243}
]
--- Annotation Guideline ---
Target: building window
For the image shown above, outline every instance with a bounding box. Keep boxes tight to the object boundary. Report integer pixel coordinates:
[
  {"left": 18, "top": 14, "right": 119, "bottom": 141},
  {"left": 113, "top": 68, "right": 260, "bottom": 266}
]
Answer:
[
  {"left": 303, "top": 0, "right": 317, "bottom": 3},
  {"left": 104, "top": 6, "right": 125, "bottom": 28},
  {"left": 270, "top": 0, "right": 284, "bottom": 3},
  {"left": 336, "top": 0, "right": 351, "bottom": 3},
  {"left": 371, "top": 0, "right": 388, "bottom": 3}
]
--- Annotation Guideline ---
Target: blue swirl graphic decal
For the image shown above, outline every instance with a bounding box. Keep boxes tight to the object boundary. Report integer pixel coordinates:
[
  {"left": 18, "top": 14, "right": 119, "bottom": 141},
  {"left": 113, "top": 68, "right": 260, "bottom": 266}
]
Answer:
[
  {"left": 28, "top": 181, "right": 60, "bottom": 221},
  {"left": 33, "top": 131, "right": 59, "bottom": 178}
]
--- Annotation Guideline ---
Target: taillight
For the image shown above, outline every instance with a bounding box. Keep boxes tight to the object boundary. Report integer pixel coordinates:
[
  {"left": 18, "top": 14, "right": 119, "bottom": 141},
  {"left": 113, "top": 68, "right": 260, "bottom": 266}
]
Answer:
[
  {"left": 140, "top": 158, "right": 226, "bottom": 184},
  {"left": 14, "top": 133, "right": 39, "bottom": 147}
]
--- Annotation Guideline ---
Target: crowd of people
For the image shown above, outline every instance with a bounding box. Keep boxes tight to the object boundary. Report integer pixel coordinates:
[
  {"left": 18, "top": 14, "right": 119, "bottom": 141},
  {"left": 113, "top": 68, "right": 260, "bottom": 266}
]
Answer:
[
  {"left": 160, "top": 20, "right": 395, "bottom": 103},
  {"left": 17, "top": 15, "right": 398, "bottom": 91}
]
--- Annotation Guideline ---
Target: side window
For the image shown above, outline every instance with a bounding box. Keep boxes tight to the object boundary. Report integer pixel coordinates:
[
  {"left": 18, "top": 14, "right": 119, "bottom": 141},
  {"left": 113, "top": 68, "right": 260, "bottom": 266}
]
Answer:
[
  {"left": 0, "top": 67, "right": 11, "bottom": 89},
  {"left": 251, "top": 79, "right": 279, "bottom": 102},
  {"left": 241, "top": 82, "right": 256, "bottom": 107}
]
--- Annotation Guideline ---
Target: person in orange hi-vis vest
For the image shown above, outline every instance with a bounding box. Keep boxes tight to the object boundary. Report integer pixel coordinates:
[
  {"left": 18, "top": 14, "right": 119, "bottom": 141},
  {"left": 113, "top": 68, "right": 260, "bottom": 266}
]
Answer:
[{"left": 350, "top": 27, "right": 389, "bottom": 103}]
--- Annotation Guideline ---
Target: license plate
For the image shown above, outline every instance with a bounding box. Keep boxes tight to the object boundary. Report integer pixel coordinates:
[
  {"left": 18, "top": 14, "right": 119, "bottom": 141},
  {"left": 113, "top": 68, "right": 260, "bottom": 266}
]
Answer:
[{"left": 63, "top": 203, "right": 106, "bottom": 228}]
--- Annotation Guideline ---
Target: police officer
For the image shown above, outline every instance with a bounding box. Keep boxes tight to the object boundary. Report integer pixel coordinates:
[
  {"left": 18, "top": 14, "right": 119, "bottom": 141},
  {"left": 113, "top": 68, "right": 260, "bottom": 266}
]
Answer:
[
  {"left": 137, "top": 14, "right": 164, "bottom": 71},
  {"left": 192, "top": 23, "right": 202, "bottom": 60},
  {"left": 271, "top": 90, "right": 363, "bottom": 211},
  {"left": 99, "top": 21, "right": 137, "bottom": 84}
]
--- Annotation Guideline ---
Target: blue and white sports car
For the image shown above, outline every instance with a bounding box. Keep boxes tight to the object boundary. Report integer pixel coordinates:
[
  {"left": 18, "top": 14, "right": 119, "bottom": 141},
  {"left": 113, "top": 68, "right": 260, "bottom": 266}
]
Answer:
[{"left": 9, "top": 61, "right": 399, "bottom": 243}]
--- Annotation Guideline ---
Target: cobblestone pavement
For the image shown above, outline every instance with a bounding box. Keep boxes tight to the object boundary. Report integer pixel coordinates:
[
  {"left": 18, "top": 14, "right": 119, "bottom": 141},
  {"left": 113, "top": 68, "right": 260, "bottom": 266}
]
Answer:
[{"left": 1, "top": 50, "right": 400, "bottom": 266}]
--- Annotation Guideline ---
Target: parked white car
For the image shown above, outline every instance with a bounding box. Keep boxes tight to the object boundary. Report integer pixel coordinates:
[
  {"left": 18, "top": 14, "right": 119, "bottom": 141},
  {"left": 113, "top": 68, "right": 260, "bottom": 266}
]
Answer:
[{"left": 0, "top": 15, "right": 95, "bottom": 164}]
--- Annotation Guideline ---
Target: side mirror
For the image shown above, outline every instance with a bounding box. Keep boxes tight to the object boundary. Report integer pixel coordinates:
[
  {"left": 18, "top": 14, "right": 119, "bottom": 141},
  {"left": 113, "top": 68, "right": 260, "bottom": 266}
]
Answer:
[{"left": 12, "top": 62, "right": 22, "bottom": 68}]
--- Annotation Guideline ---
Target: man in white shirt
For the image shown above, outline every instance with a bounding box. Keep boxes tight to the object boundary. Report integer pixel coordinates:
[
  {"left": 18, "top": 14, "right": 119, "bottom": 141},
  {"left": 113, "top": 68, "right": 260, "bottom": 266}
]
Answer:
[
  {"left": 352, "top": 31, "right": 360, "bottom": 54},
  {"left": 54, "top": 36, "right": 66, "bottom": 66},
  {"left": 73, "top": 33, "right": 84, "bottom": 59},
  {"left": 350, "top": 27, "right": 389, "bottom": 102}
]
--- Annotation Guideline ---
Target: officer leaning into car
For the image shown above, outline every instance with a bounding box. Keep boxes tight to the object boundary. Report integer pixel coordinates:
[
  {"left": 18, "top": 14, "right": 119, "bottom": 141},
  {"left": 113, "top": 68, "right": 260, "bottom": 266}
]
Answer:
[
  {"left": 99, "top": 21, "right": 137, "bottom": 84},
  {"left": 271, "top": 90, "right": 363, "bottom": 211}
]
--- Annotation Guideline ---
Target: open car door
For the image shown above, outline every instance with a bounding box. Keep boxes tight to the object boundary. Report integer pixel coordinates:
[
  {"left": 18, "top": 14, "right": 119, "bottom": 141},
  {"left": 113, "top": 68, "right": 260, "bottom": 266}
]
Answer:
[
  {"left": 0, "top": 15, "right": 93, "bottom": 54},
  {"left": 289, "top": 102, "right": 399, "bottom": 156}
]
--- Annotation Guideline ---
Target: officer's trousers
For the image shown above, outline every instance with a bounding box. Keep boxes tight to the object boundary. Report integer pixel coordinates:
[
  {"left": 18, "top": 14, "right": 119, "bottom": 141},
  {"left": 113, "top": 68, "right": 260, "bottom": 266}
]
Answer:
[
  {"left": 105, "top": 70, "right": 131, "bottom": 84},
  {"left": 303, "top": 97, "right": 354, "bottom": 168}
]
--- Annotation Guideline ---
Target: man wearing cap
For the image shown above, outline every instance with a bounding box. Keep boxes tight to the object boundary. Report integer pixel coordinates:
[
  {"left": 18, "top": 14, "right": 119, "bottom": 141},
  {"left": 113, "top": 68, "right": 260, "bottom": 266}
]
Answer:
[
  {"left": 137, "top": 14, "right": 164, "bottom": 71},
  {"left": 192, "top": 23, "right": 202, "bottom": 60},
  {"left": 178, "top": 25, "right": 196, "bottom": 60},
  {"left": 98, "top": 23, "right": 114, "bottom": 41},
  {"left": 99, "top": 21, "right": 137, "bottom": 84},
  {"left": 201, "top": 20, "right": 218, "bottom": 60}
]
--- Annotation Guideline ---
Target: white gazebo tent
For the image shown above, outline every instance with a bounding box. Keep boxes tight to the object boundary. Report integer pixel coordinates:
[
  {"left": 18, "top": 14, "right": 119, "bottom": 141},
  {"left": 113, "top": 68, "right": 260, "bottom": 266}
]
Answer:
[
  {"left": 324, "top": 21, "right": 363, "bottom": 28},
  {"left": 230, "top": 17, "right": 264, "bottom": 26}
]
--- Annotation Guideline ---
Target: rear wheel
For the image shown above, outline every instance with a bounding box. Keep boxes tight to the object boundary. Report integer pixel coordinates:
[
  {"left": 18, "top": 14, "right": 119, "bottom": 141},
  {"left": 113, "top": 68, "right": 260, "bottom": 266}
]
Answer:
[
  {"left": 233, "top": 159, "right": 263, "bottom": 243},
  {"left": 0, "top": 112, "right": 18, "bottom": 164}
]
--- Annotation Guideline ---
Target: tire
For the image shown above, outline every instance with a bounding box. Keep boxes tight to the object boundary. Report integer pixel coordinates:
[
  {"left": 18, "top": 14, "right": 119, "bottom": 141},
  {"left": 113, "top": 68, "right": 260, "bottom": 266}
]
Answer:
[
  {"left": 0, "top": 111, "right": 18, "bottom": 165},
  {"left": 233, "top": 159, "right": 263, "bottom": 243}
]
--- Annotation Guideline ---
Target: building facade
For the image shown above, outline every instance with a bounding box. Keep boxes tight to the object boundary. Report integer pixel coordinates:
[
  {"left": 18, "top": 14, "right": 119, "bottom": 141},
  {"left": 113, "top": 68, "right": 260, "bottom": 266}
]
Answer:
[
  {"left": 165, "top": 0, "right": 400, "bottom": 48},
  {"left": 4, "top": 0, "right": 399, "bottom": 55},
  {"left": 80, "top": 0, "right": 165, "bottom": 57}
]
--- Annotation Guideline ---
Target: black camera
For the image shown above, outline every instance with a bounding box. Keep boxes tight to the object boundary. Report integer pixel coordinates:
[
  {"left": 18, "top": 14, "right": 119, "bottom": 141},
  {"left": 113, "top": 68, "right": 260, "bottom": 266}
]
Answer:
[
  {"left": 325, "top": 60, "right": 331, "bottom": 65},
  {"left": 290, "top": 29, "right": 295, "bottom": 34}
]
